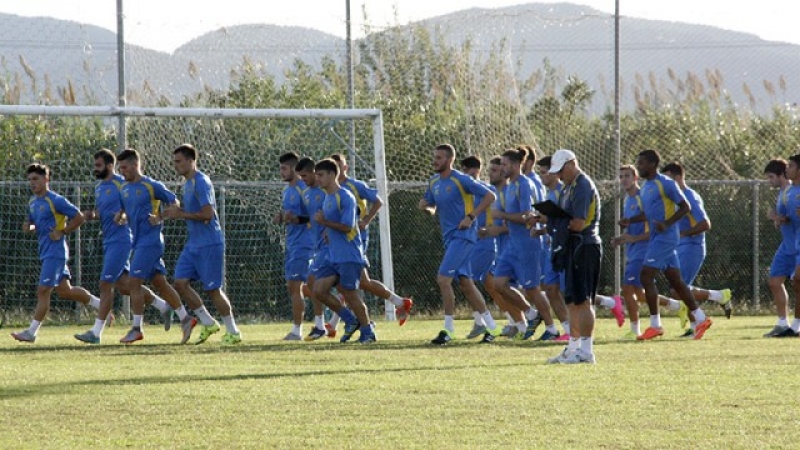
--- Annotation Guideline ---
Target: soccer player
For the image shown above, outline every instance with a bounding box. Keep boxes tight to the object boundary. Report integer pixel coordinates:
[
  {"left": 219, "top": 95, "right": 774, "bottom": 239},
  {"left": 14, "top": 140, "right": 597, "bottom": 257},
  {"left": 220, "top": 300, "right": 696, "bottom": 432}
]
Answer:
[
  {"left": 161, "top": 144, "right": 241, "bottom": 345},
  {"left": 329, "top": 154, "right": 413, "bottom": 327},
  {"left": 311, "top": 158, "right": 375, "bottom": 343},
  {"left": 115, "top": 149, "right": 197, "bottom": 344},
  {"left": 493, "top": 148, "right": 559, "bottom": 341},
  {"left": 274, "top": 152, "right": 312, "bottom": 341},
  {"left": 763, "top": 159, "right": 795, "bottom": 337},
  {"left": 545, "top": 150, "right": 602, "bottom": 364},
  {"left": 660, "top": 162, "right": 732, "bottom": 336},
  {"left": 74, "top": 149, "right": 172, "bottom": 345},
  {"left": 776, "top": 155, "right": 800, "bottom": 337},
  {"left": 11, "top": 164, "right": 103, "bottom": 343},
  {"left": 419, "top": 144, "right": 499, "bottom": 344},
  {"left": 634, "top": 149, "right": 712, "bottom": 341}
]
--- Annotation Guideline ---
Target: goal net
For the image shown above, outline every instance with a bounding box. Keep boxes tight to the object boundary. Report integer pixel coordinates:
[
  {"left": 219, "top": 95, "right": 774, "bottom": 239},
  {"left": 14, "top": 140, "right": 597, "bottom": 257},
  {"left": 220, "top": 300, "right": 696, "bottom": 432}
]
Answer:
[{"left": 0, "top": 106, "right": 395, "bottom": 323}]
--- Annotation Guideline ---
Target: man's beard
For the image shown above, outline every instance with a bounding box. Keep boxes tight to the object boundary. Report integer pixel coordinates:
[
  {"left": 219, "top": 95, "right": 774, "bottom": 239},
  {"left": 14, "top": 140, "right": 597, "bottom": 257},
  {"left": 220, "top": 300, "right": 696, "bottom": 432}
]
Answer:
[{"left": 94, "top": 168, "right": 109, "bottom": 179}]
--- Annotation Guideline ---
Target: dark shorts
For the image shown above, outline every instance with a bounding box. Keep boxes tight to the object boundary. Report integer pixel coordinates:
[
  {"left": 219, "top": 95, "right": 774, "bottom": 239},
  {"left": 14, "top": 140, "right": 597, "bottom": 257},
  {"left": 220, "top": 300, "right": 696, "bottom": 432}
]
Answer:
[{"left": 564, "top": 241, "right": 602, "bottom": 306}]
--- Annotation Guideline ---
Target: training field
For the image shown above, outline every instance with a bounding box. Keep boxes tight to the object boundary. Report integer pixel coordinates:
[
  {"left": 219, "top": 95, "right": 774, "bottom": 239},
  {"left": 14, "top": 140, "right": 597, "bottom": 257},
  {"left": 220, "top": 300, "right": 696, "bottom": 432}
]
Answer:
[{"left": 0, "top": 316, "right": 795, "bottom": 449}]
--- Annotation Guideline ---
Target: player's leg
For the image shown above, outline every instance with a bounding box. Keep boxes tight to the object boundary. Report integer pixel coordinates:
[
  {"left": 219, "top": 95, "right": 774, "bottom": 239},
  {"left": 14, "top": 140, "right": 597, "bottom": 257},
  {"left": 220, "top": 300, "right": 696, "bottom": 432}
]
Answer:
[
  {"left": 312, "top": 269, "right": 359, "bottom": 342},
  {"left": 337, "top": 263, "right": 375, "bottom": 343},
  {"left": 431, "top": 238, "right": 469, "bottom": 344},
  {"left": 559, "top": 242, "right": 600, "bottom": 364},
  {"left": 765, "top": 248, "right": 793, "bottom": 336},
  {"left": 11, "top": 260, "right": 61, "bottom": 342},
  {"left": 359, "top": 268, "right": 413, "bottom": 326},
  {"left": 303, "top": 272, "right": 328, "bottom": 341},
  {"left": 284, "top": 252, "right": 310, "bottom": 340},
  {"left": 458, "top": 275, "right": 499, "bottom": 342},
  {"left": 664, "top": 267, "right": 711, "bottom": 339},
  {"left": 520, "top": 248, "right": 556, "bottom": 339},
  {"left": 782, "top": 264, "right": 800, "bottom": 337}
]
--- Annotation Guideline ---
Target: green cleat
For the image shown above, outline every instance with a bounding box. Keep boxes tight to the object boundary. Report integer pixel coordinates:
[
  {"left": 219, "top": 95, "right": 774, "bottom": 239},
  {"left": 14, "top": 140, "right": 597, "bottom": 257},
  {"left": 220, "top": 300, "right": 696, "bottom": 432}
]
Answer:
[
  {"left": 720, "top": 289, "right": 733, "bottom": 319},
  {"left": 194, "top": 323, "right": 221, "bottom": 345},
  {"left": 221, "top": 331, "right": 242, "bottom": 345},
  {"left": 677, "top": 302, "right": 689, "bottom": 330}
]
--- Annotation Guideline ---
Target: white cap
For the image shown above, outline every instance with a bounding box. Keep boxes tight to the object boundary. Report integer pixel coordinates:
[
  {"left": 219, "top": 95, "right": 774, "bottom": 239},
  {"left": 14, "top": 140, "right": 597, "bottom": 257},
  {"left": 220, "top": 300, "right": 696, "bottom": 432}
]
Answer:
[{"left": 548, "top": 149, "right": 576, "bottom": 173}]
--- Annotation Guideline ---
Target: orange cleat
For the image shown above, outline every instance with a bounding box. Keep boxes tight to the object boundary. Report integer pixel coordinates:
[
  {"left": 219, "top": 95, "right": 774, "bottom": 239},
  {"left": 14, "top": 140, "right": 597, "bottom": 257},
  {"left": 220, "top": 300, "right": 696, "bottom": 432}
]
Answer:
[
  {"left": 636, "top": 326, "right": 664, "bottom": 341},
  {"left": 693, "top": 318, "right": 713, "bottom": 340},
  {"left": 396, "top": 298, "right": 414, "bottom": 326}
]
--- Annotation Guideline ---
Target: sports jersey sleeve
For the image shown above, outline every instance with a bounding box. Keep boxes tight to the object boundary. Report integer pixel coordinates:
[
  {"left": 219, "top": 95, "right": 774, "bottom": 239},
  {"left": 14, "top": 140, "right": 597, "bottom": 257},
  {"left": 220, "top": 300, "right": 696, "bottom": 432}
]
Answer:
[
  {"left": 53, "top": 195, "right": 80, "bottom": 219},
  {"left": 570, "top": 180, "right": 593, "bottom": 220},
  {"left": 354, "top": 180, "right": 380, "bottom": 203},
  {"left": 664, "top": 179, "right": 688, "bottom": 206},
  {"left": 424, "top": 179, "right": 436, "bottom": 206},
  {"left": 686, "top": 190, "right": 708, "bottom": 223},
  {"left": 152, "top": 180, "right": 178, "bottom": 205},
  {"left": 777, "top": 189, "right": 788, "bottom": 216},
  {"left": 516, "top": 179, "right": 534, "bottom": 213},
  {"left": 194, "top": 176, "right": 215, "bottom": 208},
  {"left": 461, "top": 173, "right": 491, "bottom": 198},
  {"left": 338, "top": 193, "right": 358, "bottom": 229}
]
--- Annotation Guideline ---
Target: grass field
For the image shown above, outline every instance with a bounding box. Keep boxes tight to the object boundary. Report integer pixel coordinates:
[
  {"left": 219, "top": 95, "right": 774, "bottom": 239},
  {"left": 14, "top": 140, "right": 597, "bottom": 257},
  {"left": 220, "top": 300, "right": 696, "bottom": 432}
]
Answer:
[{"left": 0, "top": 315, "right": 796, "bottom": 449}]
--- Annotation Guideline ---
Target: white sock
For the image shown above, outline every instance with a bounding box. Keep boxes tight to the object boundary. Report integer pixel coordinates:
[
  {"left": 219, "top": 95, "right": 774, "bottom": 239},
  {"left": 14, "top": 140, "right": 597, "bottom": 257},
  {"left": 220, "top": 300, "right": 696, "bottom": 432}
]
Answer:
[
  {"left": 791, "top": 318, "right": 800, "bottom": 333},
  {"left": 504, "top": 312, "right": 514, "bottom": 325},
  {"left": 567, "top": 337, "right": 579, "bottom": 352},
  {"left": 516, "top": 320, "right": 527, "bottom": 333},
  {"left": 546, "top": 324, "right": 558, "bottom": 335},
  {"left": 630, "top": 321, "right": 640, "bottom": 335},
  {"left": 91, "top": 318, "right": 105, "bottom": 337},
  {"left": 88, "top": 295, "right": 101, "bottom": 310},
  {"left": 579, "top": 336, "right": 593, "bottom": 354},
  {"left": 150, "top": 296, "right": 170, "bottom": 313},
  {"left": 291, "top": 324, "right": 302, "bottom": 336},
  {"left": 388, "top": 293, "right": 405, "bottom": 307},
  {"left": 777, "top": 317, "right": 788, "bottom": 327},
  {"left": 314, "top": 315, "right": 325, "bottom": 329},
  {"left": 562, "top": 321, "right": 571, "bottom": 335},
  {"left": 328, "top": 312, "right": 341, "bottom": 328},
  {"left": 650, "top": 314, "right": 662, "bottom": 329},
  {"left": 193, "top": 306, "right": 216, "bottom": 326},
  {"left": 692, "top": 308, "right": 706, "bottom": 323},
  {"left": 525, "top": 308, "right": 539, "bottom": 322},
  {"left": 666, "top": 299, "right": 681, "bottom": 311},
  {"left": 707, "top": 290, "right": 723, "bottom": 302},
  {"left": 444, "top": 315, "right": 455, "bottom": 333},
  {"left": 481, "top": 311, "right": 497, "bottom": 330},
  {"left": 133, "top": 314, "right": 143, "bottom": 328},
  {"left": 28, "top": 319, "right": 42, "bottom": 335},
  {"left": 175, "top": 305, "right": 189, "bottom": 321},
  {"left": 221, "top": 315, "right": 239, "bottom": 334},
  {"left": 596, "top": 295, "right": 615, "bottom": 309},
  {"left": 473, "top": 311, "right": 486, "bottom": 326}
]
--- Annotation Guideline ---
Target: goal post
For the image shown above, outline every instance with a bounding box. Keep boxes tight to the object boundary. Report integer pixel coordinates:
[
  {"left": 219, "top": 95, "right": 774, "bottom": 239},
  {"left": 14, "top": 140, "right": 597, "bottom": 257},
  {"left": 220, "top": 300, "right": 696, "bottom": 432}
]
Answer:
[{"left": 0, "top": 105, "right": 396, "bottom": 321}]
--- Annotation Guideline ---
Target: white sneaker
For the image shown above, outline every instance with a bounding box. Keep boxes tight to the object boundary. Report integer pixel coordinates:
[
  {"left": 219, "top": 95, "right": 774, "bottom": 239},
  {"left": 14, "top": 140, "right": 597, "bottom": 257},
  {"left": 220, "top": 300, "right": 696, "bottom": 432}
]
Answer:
[
  {"left": 282, "top": 332, "right": 302, "bottom": 341},
  {"left": 546, "top": 347, "right": 573, "bottom": 364},
  {"left": 561, "top": 350, "right": 596, "bottom": 365}
]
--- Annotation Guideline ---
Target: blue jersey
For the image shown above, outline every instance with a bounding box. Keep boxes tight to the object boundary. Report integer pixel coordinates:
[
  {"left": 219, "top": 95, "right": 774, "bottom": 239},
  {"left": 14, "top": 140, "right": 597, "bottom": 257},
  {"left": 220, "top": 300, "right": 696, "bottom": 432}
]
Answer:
[
  {"left": 503, "top": 175, "right": 541, "bottom": 247},
  {"left": 120, "top": 176, "right": 177, "bottom": 248},
  {"left": 424, "top": 170, "right": 492, "bottom": 244},
  {"left": 494, "top": 186, "right": 510, "bottom": 255},
  {"left": 303, "top": 185, "right": 327, "bottom": 252},
  {"left": 525, "top": 171, "right": 547, "bottom": 207},
  {"left": 342, "top": 176, "right": 380, "bottom": 242},
  {"left": 624, "top": 190, "right": 648, "bottom": 260},
  {"left": 474, "top": 182, "right": 497, "bottom": 252},
  {"left": 776, "top": 185, "right": 796, "bottom": 252},
  {"left": 28, "top": 191, "right": 80, "bottom": 261},
  {"left": 322, "top": 187, "right": 365, "bottom": 264},
  {"left": 182, "top": 171, "right": 224, "bottom": 249},
  {"left": 782, "top": 184, "right": 800, "bottom": 253},
  {"left": 639, "top": 173, "right": 686, "bottom": 242},
  {"left": 560, "top": 172, "right": 601, "bottom": 244},
  {"left": 95, "top": 174, "right": 132, "bottom": 245},
  {"left": 282, "top": 180, "right": 312, "bottom": 252},
  {"left": 679, "top": 186, "right": 708, "bottom": 246}
]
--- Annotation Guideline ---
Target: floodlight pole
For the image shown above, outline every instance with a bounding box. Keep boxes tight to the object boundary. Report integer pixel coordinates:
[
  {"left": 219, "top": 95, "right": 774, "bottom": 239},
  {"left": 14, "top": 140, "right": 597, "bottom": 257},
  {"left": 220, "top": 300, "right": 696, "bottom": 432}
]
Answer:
[
  {"left": 613, "top": 0, "right": 622, "bottom": 295},
  {"left": 346, "top": 0, "right": 356, "bottom": 171}
]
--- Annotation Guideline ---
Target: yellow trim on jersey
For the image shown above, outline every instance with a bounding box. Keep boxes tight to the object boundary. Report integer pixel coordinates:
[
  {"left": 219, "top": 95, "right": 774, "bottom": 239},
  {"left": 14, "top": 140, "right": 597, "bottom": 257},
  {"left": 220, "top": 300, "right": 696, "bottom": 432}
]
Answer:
[
  {"left": 634, "top": 194, "right": 650, "bottom": 234},
  {"left": 44, "top": 196, "right": 67, "bottom": 231},
  {"left": 142, "top": 181, "right": 161, "bottom": 216},
  {"left": 450, "top": 176, "right": 474, "bottom": 217},
  {"left": 334, "top": 192, "right": 359, "bottom": 241},
  {"left": 345, "top": 180, "right": 369, "bottom": 221},
  {"left": 111, "top": 179, "right": 123, "bottom": 190},
  {"left": 653, "top": 179, "right": 676, "bottom": 221}
]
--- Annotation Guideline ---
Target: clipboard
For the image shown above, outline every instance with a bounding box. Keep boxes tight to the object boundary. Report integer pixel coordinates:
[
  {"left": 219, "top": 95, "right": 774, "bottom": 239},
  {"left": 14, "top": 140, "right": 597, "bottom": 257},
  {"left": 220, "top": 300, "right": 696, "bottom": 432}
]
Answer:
[{"left": 533, "top": 200, "right": 572, "bottom": 219}]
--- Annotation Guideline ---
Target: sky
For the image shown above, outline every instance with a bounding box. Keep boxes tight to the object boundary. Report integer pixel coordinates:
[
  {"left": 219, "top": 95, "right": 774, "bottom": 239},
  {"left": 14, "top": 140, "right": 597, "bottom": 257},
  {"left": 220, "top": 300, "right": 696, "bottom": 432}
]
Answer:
[{"left": 0, "top": 0, "right": 796, "bottom": 53}]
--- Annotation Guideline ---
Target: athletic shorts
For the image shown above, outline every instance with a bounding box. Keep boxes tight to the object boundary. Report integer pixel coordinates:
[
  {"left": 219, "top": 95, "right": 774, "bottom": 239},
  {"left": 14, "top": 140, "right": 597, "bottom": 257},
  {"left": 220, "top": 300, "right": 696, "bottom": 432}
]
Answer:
[
  {"left": 175, "top": 244, "right": 225, "bottom": 290},
  {"left": 308, "top": 249, "right": 329, "bottom": 281},
  {"left": 39, "top": 258, "right": 70, "bottom": 287},
  {"left": 642, "top": 237, "right": 680, "bottom": 271},
  {"left": 494, "top": 250, "right": 542, "bottom": 290},
  {"left": 284, "top": 249, "right": 312, "bottom": 281},
  {"left": 678, "top": 243, "right": 706, "bottom": 286},
  {"left": 130, "top": 244, "right": 166, "bottom": 280},
  {"left": 315, "top": 261, "right": 364, "bottom": 290},
  {"left": 101, "top": 241, "right": 131, "bottom": 283},
  {"left": 770, "top": 244, "right": 796, "bottom": 278},
  {"left": 438, "top": 237, "right": 474, "bottom": 279},
  {"left": 470, "top": 247, "right": 496, "bottom": 283},
  {"left": 623, "top": 258, "right": 644, "bottom": 288},
  {"left": 564, "top": 242, "right": 602, "bottom": 305}
]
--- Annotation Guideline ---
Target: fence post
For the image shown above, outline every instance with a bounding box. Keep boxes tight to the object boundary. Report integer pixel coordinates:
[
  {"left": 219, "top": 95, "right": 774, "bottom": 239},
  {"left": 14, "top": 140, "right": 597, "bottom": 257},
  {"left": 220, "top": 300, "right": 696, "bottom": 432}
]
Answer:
[
  {"left": 74, "top": 183, "right": 83, "bottom": 323},
  {"left": 752, "top": 181, "right": 760, "bottom": 308},
  {"left": 219, "top": 185, "right": 227, "bottom": 290}
]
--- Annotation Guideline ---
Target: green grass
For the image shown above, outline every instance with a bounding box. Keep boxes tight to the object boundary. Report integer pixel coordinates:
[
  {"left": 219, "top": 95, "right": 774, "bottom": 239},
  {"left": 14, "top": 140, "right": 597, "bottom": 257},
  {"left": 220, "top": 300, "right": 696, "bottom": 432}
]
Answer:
[{"left": 0, "top": 316, "right": 796, "bottom": 449}]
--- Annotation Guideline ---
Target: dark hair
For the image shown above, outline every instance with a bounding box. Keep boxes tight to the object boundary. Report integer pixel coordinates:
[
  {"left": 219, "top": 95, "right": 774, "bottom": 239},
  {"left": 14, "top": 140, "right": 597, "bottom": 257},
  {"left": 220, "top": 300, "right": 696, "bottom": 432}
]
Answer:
[
  {"left": 434, "top": 143, "right": 456, "bottom": 159},
  {"left": 315, "top": 158, "right": 340, "bottom": 176},
  {"left": 330, "top": 153, "right": 346, "bottom": 163},
  {"left": 789, "top": 155, "right": 800, "bottom": 167},
  {"left": 174, "top": 143, "right": 198, "bottom": 161},
  {"left": 295, "top": 157, "right": 316, "bottom": 172},
  {"left": 537, "top": 156, "right": 552, "bottom": 168},
  {"left": 620, "top": 164, "right": 637, "bottom": 177},
  {"left": 279, "top": 151, "right": 300, "bottom": 166},
  {"left": 117, "top": 148, "right": 140, "bottom": 163},
  {"left": 489, "top": 156, "right": 502, "bottom": 166},
  {"left": 518, "top": 144, "right": 538, "bottom": 163},
  {"left": 460, "top": 155, "right": 482, "bottom": 169},
  {"left": 637, "top": 149, "right": 660, "bottom": 166},
  {"left": 661, "top": 161, "right": 684, "bottom": 177},
  {"left": 26, "top": 163, "right": 50, "bottom": 178},
  {"left": 501, "top": 148, "right": 526, "bottom": 164},
  {"left": 764, "top": 159, "right": 787, "bottom": 176},
  {"left": 93, "top": 148, "right": 116, "bottom": 166}
]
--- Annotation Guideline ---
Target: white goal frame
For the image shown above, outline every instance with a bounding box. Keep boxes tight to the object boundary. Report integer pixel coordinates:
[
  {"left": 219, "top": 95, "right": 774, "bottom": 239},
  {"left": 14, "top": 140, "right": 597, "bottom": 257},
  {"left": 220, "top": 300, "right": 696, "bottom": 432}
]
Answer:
[{"left": 0, "top": 105, "right": 396, "bottom": 319}]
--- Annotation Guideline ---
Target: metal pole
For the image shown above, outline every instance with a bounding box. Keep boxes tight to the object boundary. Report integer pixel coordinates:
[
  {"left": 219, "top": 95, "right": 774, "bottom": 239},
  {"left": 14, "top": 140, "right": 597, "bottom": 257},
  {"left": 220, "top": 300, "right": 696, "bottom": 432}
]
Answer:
[
  {"left": 346, "top": 0, "right": 357, "bottom": 171},
  {"left": 116, "top": 0, "right": 126, "bottom": 153},
  {"left": 373, "top": 113, "right": 396, "bottom": 321},
  {"left": 219, "top": 185, "right": 227, "bottom": 290},
  {"left": 613, "top": 0, "right": 622, "bottom": 294},
  {"left": 752, "top": 181, "right": 760, "bottom": 309},
  {"left": 74, "top": 184, "right": 82, "bottom": 323}
]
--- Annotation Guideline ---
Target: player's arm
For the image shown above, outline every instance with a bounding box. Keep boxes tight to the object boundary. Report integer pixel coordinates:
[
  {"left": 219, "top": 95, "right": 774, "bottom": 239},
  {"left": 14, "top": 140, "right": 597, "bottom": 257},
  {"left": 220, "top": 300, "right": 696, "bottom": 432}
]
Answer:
[
  {"left": 619, "top": 212, "right": 645, "bottom": 227},
  {"left": 162, "top": 204, "right": 215, "bottom": 222},
  {"left": 82, "top": 209, "right": 99, "bottom": 221},
  {"left": 681, "top": 195, "right": 710, "bottom": 237},
  {"left": 419, "top": 184, "right": 436, "bottom": 215},
  {"left": 680, "top": 217, "right": 710, "bottom": 237},
  {"left": 22, "top": 220, "right": 34, "bottom": 233},
  {"left": 360, "top": 196, "right": 382, "bottom": 229}
]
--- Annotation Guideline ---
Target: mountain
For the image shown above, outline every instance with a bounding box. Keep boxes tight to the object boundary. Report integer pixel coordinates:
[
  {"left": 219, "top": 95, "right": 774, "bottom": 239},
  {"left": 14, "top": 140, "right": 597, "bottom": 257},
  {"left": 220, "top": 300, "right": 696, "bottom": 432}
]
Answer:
[{"left": 1, "top": 4, "right": 798, "bottom": 111}]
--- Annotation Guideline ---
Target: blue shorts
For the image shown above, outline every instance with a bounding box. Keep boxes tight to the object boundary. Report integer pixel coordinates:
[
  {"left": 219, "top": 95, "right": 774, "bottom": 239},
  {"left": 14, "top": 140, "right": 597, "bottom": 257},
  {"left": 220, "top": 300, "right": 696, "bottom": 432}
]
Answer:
[
  {"left": 470, "top": 246, "right": 496, "bottom": 283},
  {"left": 494, "top": 250, "right": 542, "bottom": 290},
  {"left": 285, "top": 250, "right": 312, "bottom": 282},
  {"left": 678, "top": 243, "right": 705, "bottom": 286},
  {"left": 438, "top": 238, "right": 474, "bottom": 279},
  {"left": 39, "top": 258, "right": 70, "bottom": 287},
  {"left": 175, "top": 244, "right": 225, "bottom": 290},
  {"left": 770, "top": 244, "right": 796, "bottom": 278},
  {"left": 308, "top": 249, "right": 329, "bottom": 281},
  {"left": 541, "top": 248, "right": 565, "bottom": 289},
  {"left": 643, "top": 237, "right": 680, "bottom": 271},
  {"left": 624, "top": 258, "right": 644, "bottom": 288},
  {"left": 315, "top": 261, "right": 364, "bottom": 290},
  {"left": 101, "top": 241, "right": 131, "bottom": 283},
  {"left": 130, "top": 244, "right": 166, "bottom": 280}
]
